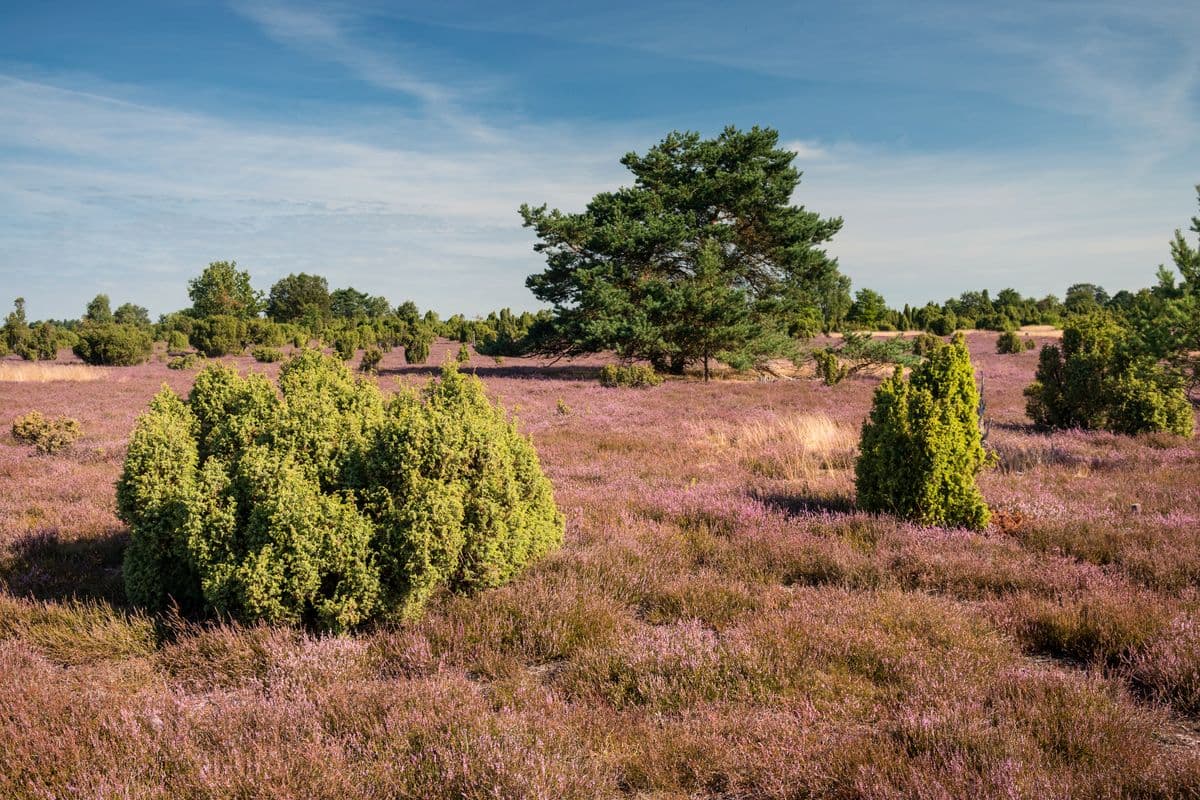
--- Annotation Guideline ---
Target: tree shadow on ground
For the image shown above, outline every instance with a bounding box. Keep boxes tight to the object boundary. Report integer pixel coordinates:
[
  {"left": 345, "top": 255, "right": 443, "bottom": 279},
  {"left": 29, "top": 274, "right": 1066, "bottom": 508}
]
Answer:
[
  {"left": 378, "top": 363, "right": 605, "bottom": 382},
  {"left": 752, "top": 489, "right": 858, "bottom": 517},
  {"left": 0, "top": 526, "right": 129, "bottom": 605}
]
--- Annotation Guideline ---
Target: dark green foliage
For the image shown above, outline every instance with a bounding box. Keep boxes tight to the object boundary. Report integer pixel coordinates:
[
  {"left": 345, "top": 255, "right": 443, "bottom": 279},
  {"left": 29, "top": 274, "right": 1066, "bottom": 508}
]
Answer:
[
  {"left": 599, "top": 364, "right": 663, "bottom": 388},
  {"left": 11, "top": 411, "right": 82, "bottom": 454},
  {"left": 190, "top": 315, "right": 247, "bottom": 357},
  {"left": 84, "top": 294, "right": 113, "bottom": 324},
  {"left": 72, "top": 324, "right": 153, "bottom": 366},
  {"left": 188, "top": 261, "right": 263, "bottom": 318},
  {"left": 166, "top": 330, "right": 190, "bottom": 351},
  {"left": 846, "top": 288, "right": 890, "bottom": 330},
  {"left": 360, "top": 346, "right": 383, "bottom": 373},
  {"left": 520, "top": 126, "right": 845, "bottom": 371},
  {"left": 167, "top": 353, "right": 204, "bottom": 370},
  {"left": 251, "top": 346, "right": 283, "bottom": 363},
  {"left": 911, "top": 332, "right": 943, "bottom": 356},
  {"left": 333, "top": 332, "right": 358, "bottom": 361},
  {"left": 114, "top": 303, "right": 150, "bottom": 327},
  {"left": 826, "top": 332, "right": 921, "bottom": 378},
  {"left": 997, "top": 330, "right": 1035, "bottom": 354},
  {"left": 16, "top": 322, "right": 59, "bottom": 361},
  {"left": 3, "top": 297, "right": 29, "bottom": 354},
  {"left": 1024, "top": 314, "right": 1192, "bottom": 437},
  {"left": 246, "top": 319, "right": 288, "bottom": 347},
  {"left": 404, "top": 327, "right": 433, "bottom": 364},
  {"left": 812, "top": 350, "right": 847, "bottom": 386},
  {"left": 456, "top": 342, "right": 471, "bottom": 363},
  {"left": 331, "top": 287, "right": 390, "bottom": 319},
  {"left": 118, "top": 353, "right": 563, "bottom": 630},
  {"left": 855, "top": 334, "right": 991, "bottom": 530},
  {"left": 266, "top": 272, "right": 331, "bottom": 323}
]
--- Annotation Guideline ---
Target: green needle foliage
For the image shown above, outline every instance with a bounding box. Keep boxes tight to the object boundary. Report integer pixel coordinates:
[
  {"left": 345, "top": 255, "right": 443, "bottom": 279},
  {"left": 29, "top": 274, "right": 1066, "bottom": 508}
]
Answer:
[
  {"left": 1024, "top": 313, "right": 1192, "bottom": 437},
  {"left": 520, "top": 126, "right": 847, "bottom": 377},
  {"left": 855, "top": 334, "right": 991, "bottom": 530},
  {"left": 118, "top": 351, "right": 563, "bottom": 631}
]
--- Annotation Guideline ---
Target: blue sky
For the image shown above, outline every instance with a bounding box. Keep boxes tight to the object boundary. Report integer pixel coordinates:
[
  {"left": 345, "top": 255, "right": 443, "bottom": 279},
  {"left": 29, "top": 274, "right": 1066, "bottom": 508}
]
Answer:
[{"left": 1, "top": 0, "right": 1197, "bottom": 320}]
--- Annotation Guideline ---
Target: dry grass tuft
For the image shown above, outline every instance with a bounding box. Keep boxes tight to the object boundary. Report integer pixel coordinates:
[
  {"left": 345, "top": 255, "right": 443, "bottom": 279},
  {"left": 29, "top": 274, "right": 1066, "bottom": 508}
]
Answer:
[
  {"left": 716, "top": 413, "right": 858, "bottom": 481},
  {"left": 0, "top": 362, "right": 104, "bottom": 383}
]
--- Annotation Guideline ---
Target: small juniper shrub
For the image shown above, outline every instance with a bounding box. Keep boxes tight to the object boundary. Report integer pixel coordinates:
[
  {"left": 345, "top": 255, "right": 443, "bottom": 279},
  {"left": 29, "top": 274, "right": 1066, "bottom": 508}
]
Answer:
[
  {"left": 855, "top": 333, "right": 991, "bottom": 529},
  {"left": 189, "top": 315, "right": 247, "bottom": 357},
  {"left": 15, "top": 322, "right": 59, "bottom": 361},
  {"left": 332, "top": 333, "right": 358, "bottom": 361},
  {"left": 11, "top": 411, "right": 83, "bottom": 454},
  {"left": 599, "top": 364, "right": 663, "bottom": 388},
  {"left": 72, "top": 323, "right": 153, "bottom": 366},
  {"left": 812, "top": 349, "right": 846, "bottom": 386},
  {"left": 456, "top": 342, "right": 471, "bottom": 364},
  {"left": 555, "top": 398, "right": 572, "bottom": 416},
  {"left": 166, "top": 330, "right": 189, "bottom": 352},
  {"left": 911, "top": 332, "right": 943, "bottom": 357},
  {"left": 996, "top": 330, "right": 1035, "bottom": 354},
  {"left": 251, "top": 346, "right": 284, "bottom": 363},
  {"left": 1024, "top": 313, "right": 1192, "bottom": 437},
  {"left": 167, "top": 353, "right": 204, "bottom": 371},
  {"left": 360, "top": 346, "right": 383, "bottom": 374},
  {"left": 117, "top": 351, "right": 564, "bottom": 631}
]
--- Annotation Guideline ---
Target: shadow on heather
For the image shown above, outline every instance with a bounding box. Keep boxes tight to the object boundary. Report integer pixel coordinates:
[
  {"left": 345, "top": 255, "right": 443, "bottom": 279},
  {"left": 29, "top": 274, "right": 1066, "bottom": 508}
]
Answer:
[
  {"left": 0, "top": 526, "right": 129, "bottom": 605},
  {"left": 752, "top": 489, "right": 857, "bottom": 517}
]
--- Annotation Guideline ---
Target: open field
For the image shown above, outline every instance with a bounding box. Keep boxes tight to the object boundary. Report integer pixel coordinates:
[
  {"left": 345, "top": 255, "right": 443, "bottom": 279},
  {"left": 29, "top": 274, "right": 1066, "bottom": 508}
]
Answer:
[{"left": 2, "top": 334, "right": 1199, "bottom": 799}]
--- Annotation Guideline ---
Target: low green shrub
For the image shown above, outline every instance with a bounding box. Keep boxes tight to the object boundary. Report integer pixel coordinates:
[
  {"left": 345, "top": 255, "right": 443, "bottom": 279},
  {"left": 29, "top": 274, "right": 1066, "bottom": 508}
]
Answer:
[
  {"left": 599, "top": 364, "right": 662, "bottom": 388},
  {"left": 1025, "top": 314, "right": 1192, "bottom": 437},
  {"left": 333, "top": 332, "right": 358, "bottom": 361},
  {"left": 190, "top": 315, "right": 247, "bottom": 358},
  {"left": 117, "top": 352, "right": 564, "bottom": 630},
  {"left": 404, "top": 328, "right": 433, "bottom": 364},
  {"left": 167, "top": 353, "right": 204, "bottom": 370},
  {"left": 812, "top": 350, "right": 847, "bottom": 386},
  {"left": 15, "top": 322, "right": 59, "bottom": 361},
  {"left": 855, "top": 333, "right": 991, "bottom": 529},
  {"left": 456, "top": 342, "right": 471, "bottom": 363},
  {"left": 166, "top": 330, "right": 190, "bottom": 351},
  {"left": 997, "top": 330, "right": 1035, "bottom": 354},
  {"left": 911, "top": 332, "right": 943, "bottom": 356},
  {"left": 251, "top": 346, "right": 283, "bottom": 363},
  {"left": 360, "top": 346, "right": 383, "bottom": 374},
  {"left": 72, "top": 323, "right": 153, "bottom": 366},
  {"left": 11, "top": 411, "right": 83, "bottom": 454}
]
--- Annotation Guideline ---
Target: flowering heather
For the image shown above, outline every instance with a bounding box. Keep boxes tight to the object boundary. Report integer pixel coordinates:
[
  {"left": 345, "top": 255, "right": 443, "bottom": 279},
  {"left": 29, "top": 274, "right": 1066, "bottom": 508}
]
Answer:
[{"left": 2, "top": 335, "right": 1200, "bottom": 798}]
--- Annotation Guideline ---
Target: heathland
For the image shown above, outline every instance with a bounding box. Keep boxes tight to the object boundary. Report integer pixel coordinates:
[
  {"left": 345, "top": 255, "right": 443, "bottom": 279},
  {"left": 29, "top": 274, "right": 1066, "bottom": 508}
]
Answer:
[{"left": 3, "top": 333, "right": 1200, "bottom": 798}]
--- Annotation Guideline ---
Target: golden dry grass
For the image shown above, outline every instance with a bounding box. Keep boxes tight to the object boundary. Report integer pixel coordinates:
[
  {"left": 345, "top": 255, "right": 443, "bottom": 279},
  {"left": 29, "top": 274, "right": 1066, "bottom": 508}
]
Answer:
[
  {"left": 0, "top": 362, "right": 103, "bottom": 382},
  {"left": 709, "top": 412, "right": 858, "bottom": 482}
]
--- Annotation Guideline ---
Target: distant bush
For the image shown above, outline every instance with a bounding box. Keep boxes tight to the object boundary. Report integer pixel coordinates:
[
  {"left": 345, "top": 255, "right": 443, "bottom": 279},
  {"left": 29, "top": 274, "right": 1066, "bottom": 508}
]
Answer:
[
  {"left": 190, "top": 315, "right": 247, "bottom": 357},
  {"left": 456, "top": 342, "right": 471, "bottom": 363},
  {"left": 72, "top": 323, "right": 153, "bottom": 366},
  {"left": 997, "top": 330, "right": 1035, "bottom": 354},
  {"left": 360, "top": 346, "right": 383, "bottom": 374},
  {"left": 599, "top": 363, "right": 663, "bottom": 388},
  {"left": 911, "top": 332, "right": 943, "bottom": 356},
  {"left": 404, "top": 329, "right": 432, "bottom": 364},
  {"left": 246, "top": 319, "right": 288, "bottom": 348},
  {"left": 11, "top": 411, "right": 82, "bottom": 454},
  {"left": 812, "top": 349, "right": 846, "bottom": 386},
  {"left": 15, "top": 322, "right": 59, "bottom": 361},
  {"left": 167, "top": 353, "right": 204, "bottom": 370},
  {"left": 855, "top": 334, "right": 991, "bottom": 529},
  {"left": 117, "top": 353, "right": 563, "bottom": 630},
  {"left": 251, "top": 346, "right": 283, "bottom": 363},
  {"left": 1024, "top": 313, "right": 1192, "bottom": 437},
  {"left": 166, "top": 330, "right": 190, "bottom": 351},
  {"left": 332, "top": 332, "right": 358, "bottom": 361}
]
